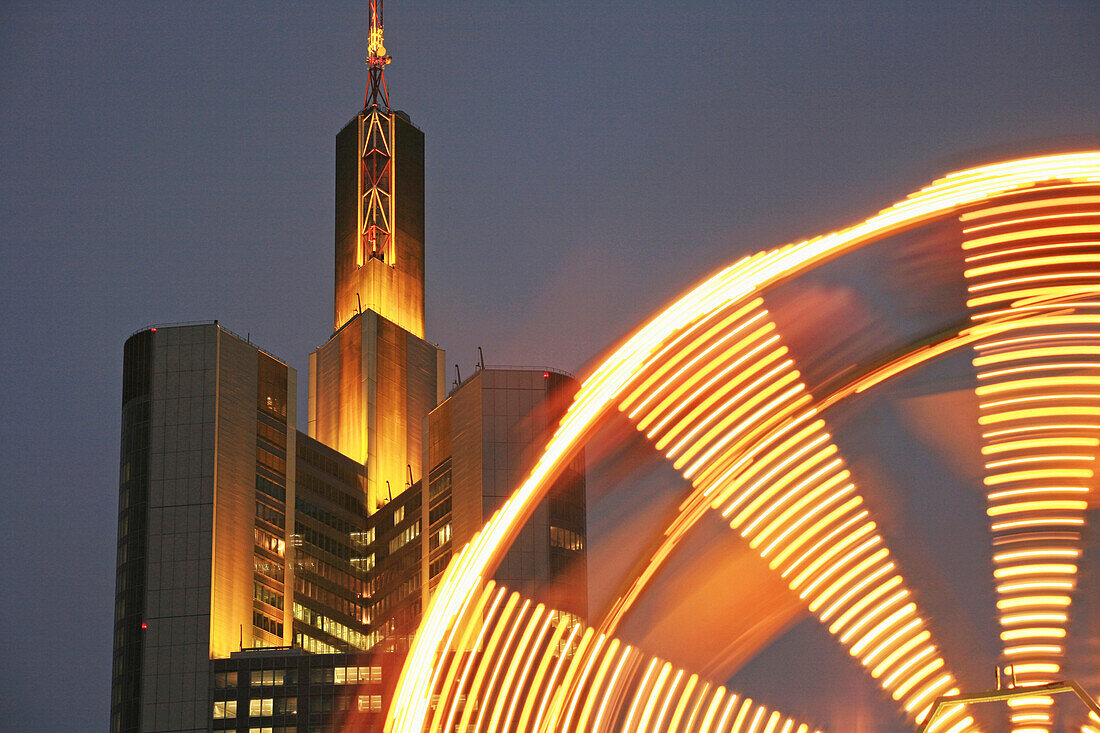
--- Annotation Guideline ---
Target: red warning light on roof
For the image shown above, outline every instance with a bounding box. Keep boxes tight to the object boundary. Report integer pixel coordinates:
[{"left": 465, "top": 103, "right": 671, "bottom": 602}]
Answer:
[
  {"left": 150, "top": 327, "right": 157, "bottom": 332},
  {"left": 543, "top": 372, "right": 549, "bottom": 378},
  {"left": 141, "top": 621, "right": 148, "bottom": 629}
]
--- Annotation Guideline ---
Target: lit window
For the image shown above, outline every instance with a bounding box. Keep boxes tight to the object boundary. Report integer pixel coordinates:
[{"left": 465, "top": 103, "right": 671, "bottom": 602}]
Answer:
[
  {"left": 351, "top": 553, "right": 376, "bottom": 572},
  {"left": 249, "top": 698, "right": 273, "bottom": 716},
  {"left": 358, "top": 695, "right": 383, "bottom": 712},
  {"left": 213, "top": 701, "right": 238, "bottom": 719}
]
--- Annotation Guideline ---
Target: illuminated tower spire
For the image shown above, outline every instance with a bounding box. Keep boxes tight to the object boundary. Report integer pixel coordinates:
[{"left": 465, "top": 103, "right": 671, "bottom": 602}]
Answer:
[
  {"left": 354, "top": 0, "right": 399, "bottom": 281},
  {"left": 364, "top": 0, "right": 392, "bottom": 111},
  {"left": 333, "top": 0, "right": 425, "bottom": 337}
]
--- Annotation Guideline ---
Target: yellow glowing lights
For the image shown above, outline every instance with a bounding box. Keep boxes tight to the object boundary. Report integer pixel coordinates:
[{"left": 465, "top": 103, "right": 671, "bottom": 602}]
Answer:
[
  {"left": 965, "top": 188, "right": 1097, "bottom": 695},
  {"left": 386, "top": 153, "right": 1100, "bottom": 733}
]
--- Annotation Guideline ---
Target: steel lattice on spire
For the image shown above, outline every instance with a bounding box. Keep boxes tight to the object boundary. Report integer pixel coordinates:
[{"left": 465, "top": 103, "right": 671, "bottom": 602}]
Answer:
[{"left": 364, "top": 0, "right": 392, "bottom": 111}]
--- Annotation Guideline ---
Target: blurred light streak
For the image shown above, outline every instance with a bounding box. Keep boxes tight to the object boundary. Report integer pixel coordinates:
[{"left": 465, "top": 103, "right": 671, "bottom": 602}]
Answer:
[{"left": 387, "top": 152, "right": 1100, "bottom": 732}]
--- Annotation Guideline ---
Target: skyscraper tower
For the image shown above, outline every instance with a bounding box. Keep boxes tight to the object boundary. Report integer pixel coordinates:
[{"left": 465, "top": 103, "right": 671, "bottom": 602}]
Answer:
[{"left": 311, "top": 1, "right": 444, "bottom": 511}]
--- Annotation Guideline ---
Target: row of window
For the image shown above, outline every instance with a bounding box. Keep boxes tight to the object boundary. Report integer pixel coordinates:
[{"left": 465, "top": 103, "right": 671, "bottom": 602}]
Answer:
[
  {"left": 218, "top": 666, "right": 380, "bottom": 692},
  {"left": 257, "top": 446, "right": 286, "bottom": 476},
  {"left": 253, "top": 610, "right": 283, "bottom": 638},
  {"left": 293, "top": 603, "right": 367, "bottom": 649},
  {"left": 256, "top": 527, "right": 285, "bottom": 557},
  {"left": 428, "top": 468, "right": 451, "bottom": 500},
  {"left": 350, "top": 554, "right": 375, "bottom": 573},
  {"left": 257, "top": 421, "right": 286, "bottom": 450},
  {"left": 334, "top": 666, "right": 383, "bottom": 685},
  {"left": 257, "top": 475, "right": 286, "bottom": 503},
  {"left": 296, "top": 497, "right": 362, "bottom": 538},
  {"left": 429, "top": 523, "right": 451, "bottom": 550},
  {"left": 249, "top": 670, "right": 286, "bottom": 686},
  {"left": 429, "top": 497, "right": 451, "bottom": 526},
  {"left": 295, "top": 552, "right": 367, "bottom": 594},
  {"left": 254, "top": 581, "right": 284, "bottom": 611},
  {"left": 350, "top": 528, "right": 375, "bottom": 547},
  {"left": 295, "top": 631, "right": 339, "bottom": 655},
  {"left": 428, "top": 555, "right": 450, "bottom": 580},
  {"left": 214, "top": 697, "right": 299, "bottom": 719},
  {"left": 293, "top": 576, "right": 367, "bottom": 625},
  {"left": 256, "top": 500, "right": 285, "bottom": 529},
  {"left": 214, "top": 694, "right": 379, "bottom": 721},
  {"left": 255, "top": 558, "right": 285, "bottom": 583},
  {"left": 549, "top": 526, "right": 584, "bottom": 552},
  {"left": 388, "top": 521, "right": 421, "bottom": 554}
]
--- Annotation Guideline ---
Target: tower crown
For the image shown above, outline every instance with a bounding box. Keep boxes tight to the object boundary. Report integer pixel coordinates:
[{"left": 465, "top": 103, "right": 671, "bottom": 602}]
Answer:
[{"left": 332, "top": 2, "right": 425, "bottom": 337}]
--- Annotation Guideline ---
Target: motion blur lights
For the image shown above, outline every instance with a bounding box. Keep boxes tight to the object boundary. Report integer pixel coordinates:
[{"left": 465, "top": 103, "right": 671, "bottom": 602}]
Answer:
[{"left": 386, "top": 153, "right": 1100, "bottom": 732}]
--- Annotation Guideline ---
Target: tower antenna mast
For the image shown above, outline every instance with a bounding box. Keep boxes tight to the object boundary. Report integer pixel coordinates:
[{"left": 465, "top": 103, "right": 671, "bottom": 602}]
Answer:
[{"left": 364, "top": 0, "right": 392, "bottom": 111}]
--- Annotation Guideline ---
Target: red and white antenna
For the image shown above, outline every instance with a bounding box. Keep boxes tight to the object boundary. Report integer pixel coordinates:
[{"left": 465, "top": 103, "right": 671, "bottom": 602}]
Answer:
[{"left": 364, "top": 0, "right": 392, "bottom": 111}]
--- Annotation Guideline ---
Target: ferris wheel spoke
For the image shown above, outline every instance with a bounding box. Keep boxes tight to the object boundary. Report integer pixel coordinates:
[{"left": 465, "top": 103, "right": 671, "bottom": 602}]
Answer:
[
  {"left": 614, "top": 296, "right": 977, "bottom": 730},
  {"left": 961, "top": 187, "right": 1100, "bottom": 733},
  {"left": 421, "top": 578, "right": 825, "bottom": 733}
]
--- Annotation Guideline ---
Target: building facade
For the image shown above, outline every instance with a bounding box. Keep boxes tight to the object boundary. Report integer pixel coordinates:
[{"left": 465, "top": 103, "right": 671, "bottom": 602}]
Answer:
[
  {"left": 426, "top": 367, "right": 587, "bottom": 619},
  {"left": 111, "top": 323, "right": 298, "bottom": 733}
]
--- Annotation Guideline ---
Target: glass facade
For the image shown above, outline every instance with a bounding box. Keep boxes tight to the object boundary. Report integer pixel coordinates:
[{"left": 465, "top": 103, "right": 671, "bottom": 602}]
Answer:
[
  {"left": 361, "top": 485, "right": 423, "bottom": 654},
  {"left": 254, "top": 353, "right": 290, "bottom": 648},
  {"left": 291, "top": 436, "right": 372, "bottom": 655}
]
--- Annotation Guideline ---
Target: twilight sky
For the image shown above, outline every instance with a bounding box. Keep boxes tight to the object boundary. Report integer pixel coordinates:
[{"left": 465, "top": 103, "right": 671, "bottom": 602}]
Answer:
[{"left": 1, "top": 1, "right": 1098, "bottom": 730}]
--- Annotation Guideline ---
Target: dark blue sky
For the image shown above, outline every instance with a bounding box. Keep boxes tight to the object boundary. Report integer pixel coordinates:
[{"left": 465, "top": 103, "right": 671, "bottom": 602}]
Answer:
[{"left": 1, "top": 1, "right": 1097, "bottom": 730}]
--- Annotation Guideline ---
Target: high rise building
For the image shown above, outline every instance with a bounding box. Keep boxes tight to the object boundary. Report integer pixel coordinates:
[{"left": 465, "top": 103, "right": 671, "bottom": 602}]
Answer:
[
  {"left": 426, "top": 367, "right": 587, "bottom": 619},
  {"left": 111, "top": 323, "right": 298, "bottom": 732},
  {"left": 109, "top": 5, "right": 588, "bottom": 732}
]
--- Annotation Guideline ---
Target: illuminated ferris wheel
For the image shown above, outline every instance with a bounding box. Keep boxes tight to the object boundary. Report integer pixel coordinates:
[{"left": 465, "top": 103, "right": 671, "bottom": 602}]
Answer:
[{"left": 386, "top": 153, "right": 1100, "bottom": 733}]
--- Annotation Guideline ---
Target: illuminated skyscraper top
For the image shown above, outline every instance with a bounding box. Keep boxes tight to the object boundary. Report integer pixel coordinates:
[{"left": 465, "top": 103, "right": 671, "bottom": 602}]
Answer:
[{"left": 333, "top": 0, "right": 425, "bottom": 337}]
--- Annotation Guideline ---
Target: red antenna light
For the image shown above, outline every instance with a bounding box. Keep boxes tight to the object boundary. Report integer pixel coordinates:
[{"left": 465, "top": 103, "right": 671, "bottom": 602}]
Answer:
[{"left": 364, "top": 0, "right": 392, "bottom": 111}]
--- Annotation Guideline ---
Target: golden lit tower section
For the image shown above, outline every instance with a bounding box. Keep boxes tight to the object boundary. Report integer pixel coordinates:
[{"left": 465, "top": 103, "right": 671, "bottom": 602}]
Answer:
[
  {"left": 312, "top": 1, "right": 443, "bottom": 513},
  {"left": 333, "top": 0, "right": 425, "bottom": 338}
]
